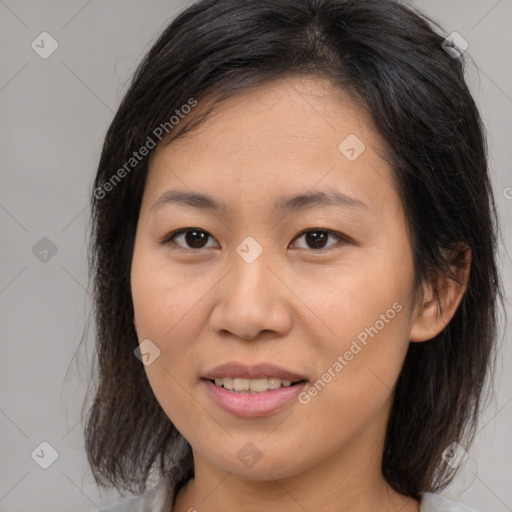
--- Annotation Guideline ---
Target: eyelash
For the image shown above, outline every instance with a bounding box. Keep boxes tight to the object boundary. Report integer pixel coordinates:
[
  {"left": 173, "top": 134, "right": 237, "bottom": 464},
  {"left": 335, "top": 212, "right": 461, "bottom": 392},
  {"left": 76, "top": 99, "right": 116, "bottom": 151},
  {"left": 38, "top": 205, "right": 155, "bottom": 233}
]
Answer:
[{"left": 160, "top": 227, "right": 351, "bottom": 253}]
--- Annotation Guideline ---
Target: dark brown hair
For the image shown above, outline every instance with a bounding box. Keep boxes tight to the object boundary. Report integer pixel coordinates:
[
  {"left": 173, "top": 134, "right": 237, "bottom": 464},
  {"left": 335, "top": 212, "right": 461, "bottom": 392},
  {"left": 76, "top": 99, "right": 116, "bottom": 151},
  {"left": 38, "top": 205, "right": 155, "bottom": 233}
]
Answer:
[{"left": 81, "top": 0, "right": 505, "bottom": 501}]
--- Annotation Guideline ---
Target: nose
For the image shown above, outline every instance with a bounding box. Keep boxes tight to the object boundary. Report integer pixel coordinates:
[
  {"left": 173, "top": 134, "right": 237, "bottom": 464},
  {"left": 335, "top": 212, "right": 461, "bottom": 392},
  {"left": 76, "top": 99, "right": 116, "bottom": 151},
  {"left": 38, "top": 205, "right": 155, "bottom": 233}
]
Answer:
[{"left": 208, "top": 248, "right": 292, "bottom": 341}]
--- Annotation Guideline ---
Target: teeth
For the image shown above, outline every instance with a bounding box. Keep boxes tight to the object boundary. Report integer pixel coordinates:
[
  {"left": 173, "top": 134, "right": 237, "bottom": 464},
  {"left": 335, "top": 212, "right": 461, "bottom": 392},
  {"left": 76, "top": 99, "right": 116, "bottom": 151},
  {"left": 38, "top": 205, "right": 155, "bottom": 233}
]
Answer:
[{"left": 213, "top": 377, "right": 295, "bottom": 392}]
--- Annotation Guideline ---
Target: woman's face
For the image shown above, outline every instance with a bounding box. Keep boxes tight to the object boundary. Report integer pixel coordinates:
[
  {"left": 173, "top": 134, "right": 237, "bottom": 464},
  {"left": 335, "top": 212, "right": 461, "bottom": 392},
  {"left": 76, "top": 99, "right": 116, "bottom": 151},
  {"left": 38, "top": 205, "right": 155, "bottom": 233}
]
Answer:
[{"left": 131, "top": 76, "right": 421, "bottom": 481}]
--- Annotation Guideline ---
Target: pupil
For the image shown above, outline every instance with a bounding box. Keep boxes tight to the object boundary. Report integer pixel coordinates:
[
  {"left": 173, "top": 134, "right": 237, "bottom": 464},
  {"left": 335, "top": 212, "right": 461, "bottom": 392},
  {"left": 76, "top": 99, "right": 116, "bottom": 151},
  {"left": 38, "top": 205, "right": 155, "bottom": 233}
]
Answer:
[
  {"left": 186, "top": 230, "right": 207, "bottom": 248},
  {"left": 306, "top": 231, "right": 327, "bottom": 248}
]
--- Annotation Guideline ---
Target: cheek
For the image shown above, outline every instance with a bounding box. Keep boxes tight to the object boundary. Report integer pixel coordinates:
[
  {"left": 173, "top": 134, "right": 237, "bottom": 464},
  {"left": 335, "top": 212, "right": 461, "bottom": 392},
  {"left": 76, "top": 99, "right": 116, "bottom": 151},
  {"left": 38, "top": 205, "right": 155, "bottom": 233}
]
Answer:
[
  {"left": 131, "top": 254, "right": 210, "bottom": 346},
  {"left": 300, "top": 261, "right": 413, "bottom": 411},
  {"left": 130, "top": 255, "right": 212, "bottom": 402},
  {"left": 322, "top": 310, "right": 410, "bottom": 401},
  {"left": 289, "top": 308, "right": 410, "bottom": 470},
  {"left": 299, "top": 257, "right": 411, "bottom": 351}
]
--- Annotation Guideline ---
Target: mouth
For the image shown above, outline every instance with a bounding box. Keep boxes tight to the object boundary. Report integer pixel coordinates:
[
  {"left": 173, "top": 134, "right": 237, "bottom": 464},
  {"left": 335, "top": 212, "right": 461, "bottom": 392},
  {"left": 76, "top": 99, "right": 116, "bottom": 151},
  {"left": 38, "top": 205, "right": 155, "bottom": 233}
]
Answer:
[
  {"left": 201, "top": 362, "right": 308, "bottom": 394},
  {"left": 206, "top": 377, "right": 307, "bottom": 393},
  {"left": 201, "top": 368, "right": 309, "bottom": 417}
]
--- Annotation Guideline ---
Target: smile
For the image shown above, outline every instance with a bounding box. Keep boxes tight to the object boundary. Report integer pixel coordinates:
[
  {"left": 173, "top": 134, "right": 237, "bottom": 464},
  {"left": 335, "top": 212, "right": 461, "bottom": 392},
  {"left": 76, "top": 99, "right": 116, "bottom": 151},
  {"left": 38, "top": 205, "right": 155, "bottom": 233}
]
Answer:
[
  {"left": 211, "top": 377, "right": 305, "bottom": 393},
  {"left": 202, "top": 379, "right": 308, "bottom": 417}
]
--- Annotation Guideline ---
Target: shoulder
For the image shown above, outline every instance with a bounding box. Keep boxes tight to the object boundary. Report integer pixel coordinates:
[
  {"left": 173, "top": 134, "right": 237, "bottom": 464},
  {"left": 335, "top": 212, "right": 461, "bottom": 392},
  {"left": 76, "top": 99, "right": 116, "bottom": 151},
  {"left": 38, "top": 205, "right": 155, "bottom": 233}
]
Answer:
[
  {"left": 100, "top": 477, "right": 175, "bottom": 512},
  {"left": 420, "top": 492, "right": 479, "bottom": 512}
]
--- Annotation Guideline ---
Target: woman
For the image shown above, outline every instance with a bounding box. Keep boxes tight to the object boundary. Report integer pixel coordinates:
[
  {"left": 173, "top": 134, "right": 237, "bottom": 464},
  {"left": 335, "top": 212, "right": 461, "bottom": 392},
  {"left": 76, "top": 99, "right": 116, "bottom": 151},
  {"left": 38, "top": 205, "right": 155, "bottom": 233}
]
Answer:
[{"left": 83, "top": 1, "right": 504, "bottom": 510}]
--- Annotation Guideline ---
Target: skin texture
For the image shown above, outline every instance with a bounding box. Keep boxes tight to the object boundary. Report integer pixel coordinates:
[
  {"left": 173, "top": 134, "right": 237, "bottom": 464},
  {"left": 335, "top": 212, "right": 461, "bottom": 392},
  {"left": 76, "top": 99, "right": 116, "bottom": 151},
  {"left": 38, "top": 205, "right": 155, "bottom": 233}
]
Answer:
[{"left": 130, "top": 76, "right": 469, "bottom": 512}]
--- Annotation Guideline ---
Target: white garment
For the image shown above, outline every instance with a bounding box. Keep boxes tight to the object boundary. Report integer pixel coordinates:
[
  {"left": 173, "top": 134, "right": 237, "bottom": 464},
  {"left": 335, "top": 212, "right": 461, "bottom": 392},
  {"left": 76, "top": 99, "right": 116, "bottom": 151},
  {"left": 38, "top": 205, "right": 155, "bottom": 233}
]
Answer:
[{"left": 99, "top": 476, "right": 479, "bottom": 512}]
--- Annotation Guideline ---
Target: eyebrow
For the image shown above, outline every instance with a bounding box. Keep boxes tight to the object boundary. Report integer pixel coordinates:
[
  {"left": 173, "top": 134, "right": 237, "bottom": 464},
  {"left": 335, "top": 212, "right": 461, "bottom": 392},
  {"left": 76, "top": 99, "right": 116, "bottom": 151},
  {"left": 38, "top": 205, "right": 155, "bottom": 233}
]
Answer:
[{"left": 150, "top": 188, "right": 372, "bottom": 215}]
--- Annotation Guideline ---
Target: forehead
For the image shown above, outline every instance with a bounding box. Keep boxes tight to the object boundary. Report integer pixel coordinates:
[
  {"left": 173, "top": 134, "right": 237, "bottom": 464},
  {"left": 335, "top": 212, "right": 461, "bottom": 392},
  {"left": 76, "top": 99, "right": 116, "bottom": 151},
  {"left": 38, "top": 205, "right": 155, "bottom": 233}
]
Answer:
[
  {"left": 144, "top": 76, "right": 397, "bottom": 215},
  {"left": 153, "top": 76, "right": 380, "bottom": 157}
]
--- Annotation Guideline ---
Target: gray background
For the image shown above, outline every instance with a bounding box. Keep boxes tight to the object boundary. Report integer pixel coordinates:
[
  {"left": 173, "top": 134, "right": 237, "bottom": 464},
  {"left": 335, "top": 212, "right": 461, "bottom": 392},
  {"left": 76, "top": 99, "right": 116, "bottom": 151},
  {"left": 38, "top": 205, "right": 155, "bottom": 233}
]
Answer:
[{"left": 1, "top": 1, "right": 511, "bottom": 511}]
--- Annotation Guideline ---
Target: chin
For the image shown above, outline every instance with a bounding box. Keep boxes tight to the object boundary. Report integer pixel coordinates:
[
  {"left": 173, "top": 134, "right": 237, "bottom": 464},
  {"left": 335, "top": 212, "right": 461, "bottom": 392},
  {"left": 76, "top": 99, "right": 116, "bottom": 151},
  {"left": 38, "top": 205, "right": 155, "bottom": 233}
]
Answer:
[{"left": 202, "top": 445, "right": 307, "bottom": 481}]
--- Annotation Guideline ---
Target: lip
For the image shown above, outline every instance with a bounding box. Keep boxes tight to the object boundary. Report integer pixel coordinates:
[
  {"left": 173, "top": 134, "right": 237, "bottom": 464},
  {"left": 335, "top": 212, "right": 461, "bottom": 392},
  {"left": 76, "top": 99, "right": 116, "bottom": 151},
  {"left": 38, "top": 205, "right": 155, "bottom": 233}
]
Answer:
[
  {"left": 201, "top": 362, "right": 307, "bottom": 381},
  {"left": 201, "top": 362, "right": 308, "bottom": 418},
  {"left": 202, "top": 380, "right": 308, "bottom": 417}
]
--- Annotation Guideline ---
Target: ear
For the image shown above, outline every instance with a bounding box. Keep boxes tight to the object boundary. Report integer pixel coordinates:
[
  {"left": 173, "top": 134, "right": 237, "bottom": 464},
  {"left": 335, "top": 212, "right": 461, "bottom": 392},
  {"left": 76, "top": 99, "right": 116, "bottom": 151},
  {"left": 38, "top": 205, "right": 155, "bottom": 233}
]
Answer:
[{"left": 410, "top": 243, "right": 471, "bottom": 343}]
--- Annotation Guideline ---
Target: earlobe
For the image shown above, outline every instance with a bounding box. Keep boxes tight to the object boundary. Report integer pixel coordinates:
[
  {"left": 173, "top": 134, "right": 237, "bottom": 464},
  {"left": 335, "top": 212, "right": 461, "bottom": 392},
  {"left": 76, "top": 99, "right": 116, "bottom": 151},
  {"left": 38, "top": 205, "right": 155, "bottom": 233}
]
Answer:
[
  {"left": 410, "top": 244, "right": 471, "bottom": 343},
  {"left": 409, "top": 297, "right": 441, "bottom": 342}
]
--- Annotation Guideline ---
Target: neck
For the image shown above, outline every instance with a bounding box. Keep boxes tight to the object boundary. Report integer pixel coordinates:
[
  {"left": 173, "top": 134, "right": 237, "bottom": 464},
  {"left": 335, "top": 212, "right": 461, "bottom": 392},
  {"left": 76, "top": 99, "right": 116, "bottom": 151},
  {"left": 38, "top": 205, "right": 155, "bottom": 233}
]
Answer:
[{"left": 175, "top": 466, "right": 418, "bottom": 512}]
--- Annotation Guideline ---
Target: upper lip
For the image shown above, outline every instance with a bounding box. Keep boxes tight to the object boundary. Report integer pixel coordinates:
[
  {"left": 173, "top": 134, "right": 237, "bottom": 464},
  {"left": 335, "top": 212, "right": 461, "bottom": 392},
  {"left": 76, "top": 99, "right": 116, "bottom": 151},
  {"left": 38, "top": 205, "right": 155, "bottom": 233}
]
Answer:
[{"left": 201, "top": 362, "right": 307, "bottom": 382}]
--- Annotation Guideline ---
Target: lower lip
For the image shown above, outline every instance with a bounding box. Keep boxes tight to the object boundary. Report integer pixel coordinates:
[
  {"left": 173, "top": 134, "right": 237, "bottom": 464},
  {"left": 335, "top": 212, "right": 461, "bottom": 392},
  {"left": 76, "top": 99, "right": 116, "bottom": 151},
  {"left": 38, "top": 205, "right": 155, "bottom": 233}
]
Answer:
[{"left": 202, "top": 380, "right": 307, "bottom": 418}]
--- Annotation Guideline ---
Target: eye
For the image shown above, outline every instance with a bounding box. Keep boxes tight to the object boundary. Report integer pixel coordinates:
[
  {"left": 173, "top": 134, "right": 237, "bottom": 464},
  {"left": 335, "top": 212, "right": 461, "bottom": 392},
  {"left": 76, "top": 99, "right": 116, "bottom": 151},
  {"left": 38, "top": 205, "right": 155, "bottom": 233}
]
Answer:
[
  {"left": 161, "top": 228, "right": 219, "bottom": 250},
  {"left": 161, "top": 227, "right": 350, "bottom": 252},
  {"left": 289, "top": 228, "right": 349, "bottom": 251}
]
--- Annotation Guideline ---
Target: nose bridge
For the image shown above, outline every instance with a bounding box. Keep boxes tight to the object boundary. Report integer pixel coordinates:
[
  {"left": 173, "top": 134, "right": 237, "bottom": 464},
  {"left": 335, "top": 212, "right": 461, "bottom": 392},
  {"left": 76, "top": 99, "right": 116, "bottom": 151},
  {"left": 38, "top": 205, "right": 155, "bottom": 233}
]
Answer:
[
  {"left": 229, "top": 240, "right": 273, "bottom": 306},
  {"left": 208, "top": 238, "right": 291, "bottom": 339}
]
